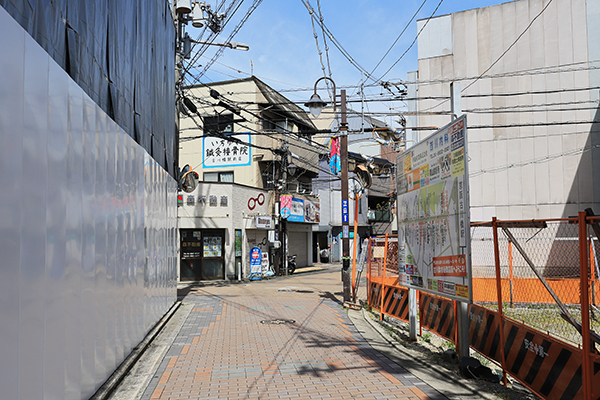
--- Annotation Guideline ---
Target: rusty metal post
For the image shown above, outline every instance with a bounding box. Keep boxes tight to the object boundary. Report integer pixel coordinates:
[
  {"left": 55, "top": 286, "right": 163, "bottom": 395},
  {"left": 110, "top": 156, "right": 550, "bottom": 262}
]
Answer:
[
  {"left": 351, "top": 193, "right": 361, "bottom": 302},
  {"left": 380, "top": 233, "right": 388, "bottom": 321},
  {"left": 367, "top": 239, "right": 372, "bottom": 307},
  {"left": 590, "top": 239, "right": 596, "bottom": 306},
  {"left": 492, "top": 217, "right": 508, "bottom": 386},
  {"left": 578, "top": 211, "right": 592, "bottom": 399},
  {"left": 454, "top": 301, "right": 459, "bottom": 350},
  {"left": 509, "top": 240, "right": 514, "bottom": 307}
]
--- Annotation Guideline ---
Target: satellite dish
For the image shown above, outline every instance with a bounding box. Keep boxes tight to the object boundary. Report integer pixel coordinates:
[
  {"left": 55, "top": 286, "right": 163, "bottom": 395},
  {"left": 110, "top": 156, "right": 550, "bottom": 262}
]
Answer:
[{"left": 181, "top": 170, "right": 199, "bottom": 193}]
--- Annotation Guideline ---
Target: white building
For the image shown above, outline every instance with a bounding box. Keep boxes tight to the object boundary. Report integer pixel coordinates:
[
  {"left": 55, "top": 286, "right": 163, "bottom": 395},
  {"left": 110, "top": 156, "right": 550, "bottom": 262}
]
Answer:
[
  {"left": 178, "top": 77, "right": 321, "bottom": 279},
  {"left": 409, "top": 0, "right": 600, "bottom": 220}
]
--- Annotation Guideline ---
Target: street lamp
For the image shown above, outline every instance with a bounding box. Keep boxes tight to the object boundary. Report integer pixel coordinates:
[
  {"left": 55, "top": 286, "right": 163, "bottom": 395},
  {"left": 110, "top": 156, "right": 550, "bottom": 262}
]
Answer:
[
  {"left": 305, "top": 77, "right": 352, "bottom": 303},
  {"left": 182, "top": 35, "right": 249, "bottom": 59}
]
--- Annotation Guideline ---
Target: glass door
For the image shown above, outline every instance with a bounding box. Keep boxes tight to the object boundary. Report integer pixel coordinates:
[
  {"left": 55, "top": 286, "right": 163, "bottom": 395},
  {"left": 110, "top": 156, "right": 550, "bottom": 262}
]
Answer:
[
  {"left": 201, "top": 232, "right": 224, "bottom": 279},
  {"left": 180, "top": 229, "right": 225, "bottom": 280}
]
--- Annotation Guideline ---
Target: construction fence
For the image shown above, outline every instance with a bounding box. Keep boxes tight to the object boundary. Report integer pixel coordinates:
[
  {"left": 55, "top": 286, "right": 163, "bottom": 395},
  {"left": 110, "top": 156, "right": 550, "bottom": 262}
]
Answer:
[{"left": 367, "top": 212, "right": 600, "bottom": 400}]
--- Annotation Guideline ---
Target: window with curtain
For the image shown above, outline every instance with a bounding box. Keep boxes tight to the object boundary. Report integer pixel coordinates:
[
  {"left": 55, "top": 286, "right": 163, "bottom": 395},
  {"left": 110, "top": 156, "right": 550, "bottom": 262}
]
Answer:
[{"left": 204, "top": 171, "right": 234, "bottom": 182}]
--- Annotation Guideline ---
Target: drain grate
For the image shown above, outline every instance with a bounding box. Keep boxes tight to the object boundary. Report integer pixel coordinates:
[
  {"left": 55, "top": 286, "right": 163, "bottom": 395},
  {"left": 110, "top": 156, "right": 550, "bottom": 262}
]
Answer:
[{"left": 261, "top": 319, "right": 296, "bottom": 325}]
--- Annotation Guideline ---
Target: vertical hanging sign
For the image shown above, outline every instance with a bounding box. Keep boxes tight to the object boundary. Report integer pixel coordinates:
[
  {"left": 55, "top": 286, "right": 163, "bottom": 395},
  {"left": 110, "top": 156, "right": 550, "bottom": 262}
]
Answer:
[{"left": 342, "top": 199, "right": 349, "bottom": 223}]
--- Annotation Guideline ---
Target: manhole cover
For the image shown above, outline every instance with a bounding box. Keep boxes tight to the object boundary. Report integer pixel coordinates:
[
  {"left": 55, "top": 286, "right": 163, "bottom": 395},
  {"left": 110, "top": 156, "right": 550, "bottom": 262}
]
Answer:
[{"left": 261, "top": 319, "right": 296, "bottom": 325}]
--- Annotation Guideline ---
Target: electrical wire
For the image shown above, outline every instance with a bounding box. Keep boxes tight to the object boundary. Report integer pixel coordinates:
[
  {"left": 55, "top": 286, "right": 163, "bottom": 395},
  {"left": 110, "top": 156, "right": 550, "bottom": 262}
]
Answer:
[
  {"left": 467, "top": 120, "right": 600, "bottom": 130},
  {"left": 469, "top": 141, "right": 600, "bottom": 178},
  {"left": 210, "top": 61, "right": 600, "bottom": 97},
  {"left": 422, "top": 0, "right": 556, "bottom": 112},
  {"left": 368, "top": 0, "right": 429, "bottom": 80},
  {"left": 188, "top": 94, "right": 331, "bottom": 152},
  {"left": 316, "top": 0, "right": 333, "bottom": 84},
  {"left": 308, "top": 1, "right": 329, "bottom": 87},
  {"left": 186, "top": 0, "right": 241, "bottom": 62},
  {"left": 375, "top": 0, "right": 445, "bottom": 83},
  {"left": 300, "top": 0, "right": 372, "bottom": 79},
  {"left": 196, "top": 0, "right": 264, "bottom": 79}
]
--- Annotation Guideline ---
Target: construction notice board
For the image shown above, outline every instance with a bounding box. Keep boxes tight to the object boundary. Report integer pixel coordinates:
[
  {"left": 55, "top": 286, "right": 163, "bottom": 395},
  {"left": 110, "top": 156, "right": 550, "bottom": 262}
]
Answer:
[{"left": 395, "top": 115, "right": 472, "bottom": 302}]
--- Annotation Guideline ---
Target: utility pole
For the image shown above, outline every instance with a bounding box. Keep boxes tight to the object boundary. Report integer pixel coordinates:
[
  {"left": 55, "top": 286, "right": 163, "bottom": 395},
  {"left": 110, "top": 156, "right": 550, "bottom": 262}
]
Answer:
[
  {"left": 306, "top": 79, "right": 351, "bottom": 303},
  {"left": 340, "top": 90, "right": 351, "bottom": 303}
]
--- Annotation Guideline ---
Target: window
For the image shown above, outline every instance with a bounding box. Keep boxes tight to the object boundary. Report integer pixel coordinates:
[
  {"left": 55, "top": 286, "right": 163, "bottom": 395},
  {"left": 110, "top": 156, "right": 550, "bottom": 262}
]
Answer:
[
  {"left": 204, "top": 171, "right": 234, "bottom": 182},
  {"left": 203, "top": 114, "right": 234, "bottom": 134}
]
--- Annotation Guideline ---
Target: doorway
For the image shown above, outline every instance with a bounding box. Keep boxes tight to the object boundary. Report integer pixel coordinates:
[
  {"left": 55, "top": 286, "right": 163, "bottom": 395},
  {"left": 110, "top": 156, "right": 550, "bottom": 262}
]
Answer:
[{"left": 180, "top": 229, "right": 225, "bottom": 281}]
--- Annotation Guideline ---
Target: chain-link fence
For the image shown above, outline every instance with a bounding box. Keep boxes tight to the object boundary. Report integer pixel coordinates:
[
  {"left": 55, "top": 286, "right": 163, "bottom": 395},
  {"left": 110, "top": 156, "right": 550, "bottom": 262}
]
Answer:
[
  {"left": 369, "top": 235, "right": 398, "bottom": 280},
  {"left": 369, "top": 219, "right": 600, "bottom": 347},
  {"left": 367, "top": 216, "right": 600, "bottom": 399},
  {"left": 471, "top": 219, "right": 600, "bottom": 348}
]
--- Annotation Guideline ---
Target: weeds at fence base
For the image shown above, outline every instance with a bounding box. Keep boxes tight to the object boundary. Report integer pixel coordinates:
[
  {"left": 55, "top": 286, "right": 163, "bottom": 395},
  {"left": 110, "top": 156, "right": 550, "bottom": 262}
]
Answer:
[{"left": 364, "top": 306, "right": 542, "bottom": 400}]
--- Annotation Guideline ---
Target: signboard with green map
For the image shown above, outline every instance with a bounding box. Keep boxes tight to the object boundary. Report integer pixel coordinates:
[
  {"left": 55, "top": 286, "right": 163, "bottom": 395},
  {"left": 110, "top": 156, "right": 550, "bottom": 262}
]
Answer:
[{"left": 395, "top": 115, "right": 472, "bottom": 302}]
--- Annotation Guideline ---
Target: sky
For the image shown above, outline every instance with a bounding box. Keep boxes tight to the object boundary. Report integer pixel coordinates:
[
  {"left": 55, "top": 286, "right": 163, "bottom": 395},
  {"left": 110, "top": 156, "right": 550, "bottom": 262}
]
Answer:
[{"left": 182, "top": 0, "right": 505, "bottom": 128}]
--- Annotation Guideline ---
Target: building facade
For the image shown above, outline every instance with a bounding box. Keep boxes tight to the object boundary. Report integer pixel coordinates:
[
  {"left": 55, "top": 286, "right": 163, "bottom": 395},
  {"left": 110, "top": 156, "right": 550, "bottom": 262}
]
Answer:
[
  {"left": 178, "top": 77, "right": 321, "bottom": 278},
  {"left": 310, "top": 108, "right": 398, "bottom": 262},
  {"left": 410, "top": 0, "right": 600, "bottom": 220},
  {"left": 0, "top": 2, "right": 177, "bottom": 399}
]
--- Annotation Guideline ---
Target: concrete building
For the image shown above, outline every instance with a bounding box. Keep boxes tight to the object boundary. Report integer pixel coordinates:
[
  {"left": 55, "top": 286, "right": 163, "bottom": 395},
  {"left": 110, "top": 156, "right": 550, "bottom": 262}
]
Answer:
[
  {"left": 178, "top": 77, "right": 321, "bottom": 279},
  {"left": 0, "top": 2, "right": 177, "bottom": 399},
  {"left": 409, "top": 0, "right": 600, "bottom": 220}
]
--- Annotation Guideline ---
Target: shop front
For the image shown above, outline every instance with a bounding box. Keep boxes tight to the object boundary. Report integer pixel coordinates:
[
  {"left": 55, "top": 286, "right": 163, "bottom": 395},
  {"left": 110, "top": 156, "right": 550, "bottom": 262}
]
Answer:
[
  {"left": 180, "top": 229, "right": 225, "bottom": 281},
  {"left": 177, "top": 181, "right": 276, "bottom": 282}
]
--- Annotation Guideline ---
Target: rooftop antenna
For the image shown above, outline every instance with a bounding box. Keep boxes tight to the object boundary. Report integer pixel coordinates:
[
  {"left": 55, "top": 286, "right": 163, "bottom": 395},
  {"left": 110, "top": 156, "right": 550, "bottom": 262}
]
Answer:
[{"left": 250, "top": 59, "right": 254, "bottom": 76}]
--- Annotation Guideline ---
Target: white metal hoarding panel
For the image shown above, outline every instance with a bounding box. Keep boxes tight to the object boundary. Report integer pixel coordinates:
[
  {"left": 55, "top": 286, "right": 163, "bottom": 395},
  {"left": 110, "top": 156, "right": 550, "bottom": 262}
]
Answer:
[
  {"left": 45, "top": 58, "right": 69, "bottom": 400},
  {"left": 0, "top": 9, "right": 178, "bottom": 398},
  {"left": 65, "top": 77, "right": 84, "bottom": 400},
  {"left": 0, "top": 9, "right": 24, "bottom": 399},
  {"left": 20, "top": 31, "right": 49, "bottom": 399},
  {"left": 396, "top": 115, "right": 472, "bottom": 302}
]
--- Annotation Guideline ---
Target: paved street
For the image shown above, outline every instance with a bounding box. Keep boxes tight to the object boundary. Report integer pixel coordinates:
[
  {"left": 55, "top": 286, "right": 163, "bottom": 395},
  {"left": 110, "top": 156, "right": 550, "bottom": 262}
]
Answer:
[{"left": 110, "top": 266, "right": 492, "bottom": 400}]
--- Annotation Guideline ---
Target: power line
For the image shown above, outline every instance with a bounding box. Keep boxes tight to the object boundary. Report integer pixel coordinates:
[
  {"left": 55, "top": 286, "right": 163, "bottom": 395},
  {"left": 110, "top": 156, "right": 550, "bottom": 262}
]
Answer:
[
  {"left": 181, "top": 91, "right": 332, "bottom": 155},
  {"left": 468, "top": 120, "right": 600, "bottom": 130},
  {"left": 300, "top": 0, "right": 372, "bottom": 79},
  {"left": 316, "top": 0, "right": 333, "bottom": 84},
  {"left": 463, "top": 0, "right": 556, "bottom": 95},
  {"left": 196, "top": 0, "right": 264, "bottom": 79},
  {"left": 206, "top": 60, "right": 600, "bottom": 96},
  {"left": 422, "top": 0, "right": 556, "bottom": 112},
  {"left": 376, "top": 0, "right": 445, "bottom": 83},
  {"left": 465, "top": 105, "right": 599, "bottom": 115},
  {"left": 368, "top": 0, "right": 429, "bottom": 80},
  {"left": 469, "top": 141, "right": 600, "bottom": 177}
]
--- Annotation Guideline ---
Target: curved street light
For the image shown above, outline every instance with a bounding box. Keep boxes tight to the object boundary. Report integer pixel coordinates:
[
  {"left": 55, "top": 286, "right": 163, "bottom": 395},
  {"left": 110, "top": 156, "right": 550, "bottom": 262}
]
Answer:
[{"left": 304, "top": 76, "right": 336, "bottom": 118}]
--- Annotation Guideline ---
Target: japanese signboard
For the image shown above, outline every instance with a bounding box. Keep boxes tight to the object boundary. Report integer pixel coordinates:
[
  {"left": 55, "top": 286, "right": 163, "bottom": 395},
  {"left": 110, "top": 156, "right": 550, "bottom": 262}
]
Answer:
[
  {"left": 203, "top": 133, "right": 251, "bottom": 168},
  {"left": 288, "top": 198, "right": 305, "bottom": 222},
  {"left": 250, "top": 246, "right": 262, "bottom": 275},
  {"left": 280, "top": 196, "right": 319, "bottom": 223},
  {"left": 342, "top": 199, "right": 349, "bottom": 223},
  {"left": 280, "top": 195, "right": 291, "bottom": 219},
  {"left": 395, "top": 115, "right": 472, "bottom": 302}
]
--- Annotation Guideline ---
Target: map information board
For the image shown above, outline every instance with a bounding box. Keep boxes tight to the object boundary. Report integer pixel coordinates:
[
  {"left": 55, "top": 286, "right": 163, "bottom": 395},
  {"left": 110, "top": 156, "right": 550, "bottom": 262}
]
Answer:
[{"left": 395, "top": 116, "right": 472, "bottom": 302}]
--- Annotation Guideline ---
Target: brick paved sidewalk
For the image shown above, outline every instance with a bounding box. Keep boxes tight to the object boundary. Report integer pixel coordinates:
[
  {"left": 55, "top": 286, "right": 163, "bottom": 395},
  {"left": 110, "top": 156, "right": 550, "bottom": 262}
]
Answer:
[{"left": 141, "top": 269, "right": 446, "bottom": 400}]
